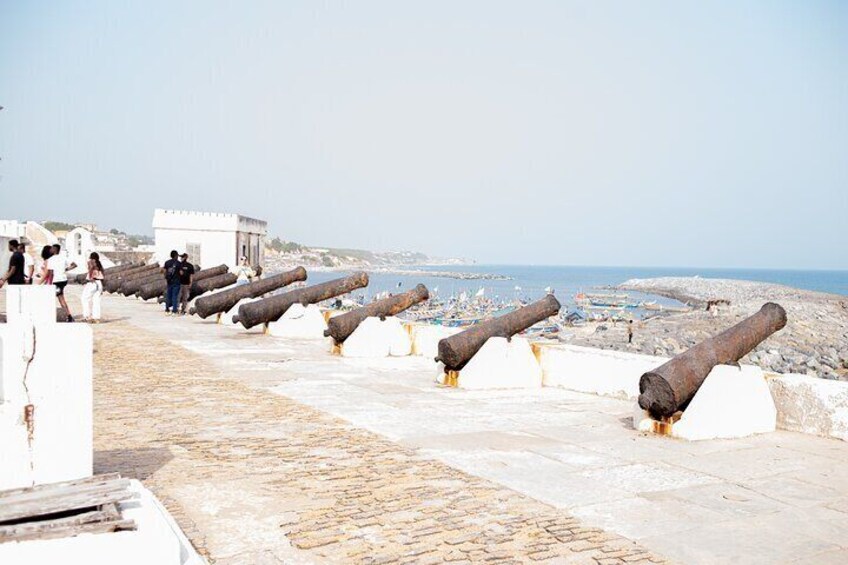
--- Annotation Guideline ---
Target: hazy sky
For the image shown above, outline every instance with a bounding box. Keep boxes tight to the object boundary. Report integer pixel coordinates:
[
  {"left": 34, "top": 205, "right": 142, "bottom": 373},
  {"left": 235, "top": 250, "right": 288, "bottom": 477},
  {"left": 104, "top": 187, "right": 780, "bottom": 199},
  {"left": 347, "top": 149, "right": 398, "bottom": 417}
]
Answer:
[{"left": 1, "top": 1, "right": 846, "bottom": 269}]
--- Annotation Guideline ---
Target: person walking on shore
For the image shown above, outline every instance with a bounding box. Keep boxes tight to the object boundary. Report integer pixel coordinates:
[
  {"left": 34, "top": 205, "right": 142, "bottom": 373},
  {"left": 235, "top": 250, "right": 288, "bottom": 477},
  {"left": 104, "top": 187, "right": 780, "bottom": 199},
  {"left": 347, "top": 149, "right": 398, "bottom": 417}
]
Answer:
[
  {"left": 81, "top": 252, "right": 105, "bottom": 323},
  {"left": 19, "top": 242, "right": 34, "bottom": 284},
  {"left": 163, "top": 250, "right": 181, "bottom": 316},
  {"left": 0, "top": 239, "right": 26, "bottom": 288},
  {"left": 627, "top": 320, "right": 634, "bottom": 344},
  {"left": 43, "top": 244, "right": 77, "bottom": 322},
  {"left": 177, "top": 253, "right": 195, "bottom": 315}
]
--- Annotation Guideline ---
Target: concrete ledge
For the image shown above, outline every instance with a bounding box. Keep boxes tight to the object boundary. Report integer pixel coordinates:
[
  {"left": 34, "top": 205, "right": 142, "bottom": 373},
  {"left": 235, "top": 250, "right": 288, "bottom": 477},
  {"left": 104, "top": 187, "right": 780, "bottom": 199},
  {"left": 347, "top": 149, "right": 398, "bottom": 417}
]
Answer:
[
  {"left": 536, "top": 343, "right": 669, "bottom": 401},
  {"left": 267, "top": 304, "right": 328, "bottom": 339},
  {"left": 341, "top": 317, "right": 412, "bottom": 357},
  {"left": 407, "top": 323, "right": 462, "bottom": 360},
  {"left": 768, "top": 373, "right": 848, "bottom": 441}
]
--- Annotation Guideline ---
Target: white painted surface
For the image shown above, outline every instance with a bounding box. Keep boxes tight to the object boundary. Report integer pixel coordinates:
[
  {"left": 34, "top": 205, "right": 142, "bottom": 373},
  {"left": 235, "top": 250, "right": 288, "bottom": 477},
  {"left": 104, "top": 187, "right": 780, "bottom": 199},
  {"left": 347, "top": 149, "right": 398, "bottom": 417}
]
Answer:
[
  {"left": 0, "top": 287, "right": 93, "bottom": 490},
  {"left": 341, "top": 316, "right": 412, "bottom": 357},
  {"left": 448, "top": 337, "right": 543, "bottom": 390},
  {"left": 769, "top": 374, "right": 848, "bottom": 441},
  {"left": 220, "top": 297, "right": 260, "bottom": 327},
  {"left": 152, "top": 209, "right": 266, "bottom": 269},
  {"left": 671, "top": 365, "right": 776, "bottom": 441},
  {"left": 537, "top": 344, "right": 668, "bottom": 400},
  {"left": 4, "top": 285, "right": 56, "bottom": 328},
  {"left": 0, "top": 480, "right": 204, "bottom": 565},
  {"left": 267, "top": 304, "right": 329, "bottom": 340},
  {"left": 408, "top": 323, "right": 461, "bottom": 359}
]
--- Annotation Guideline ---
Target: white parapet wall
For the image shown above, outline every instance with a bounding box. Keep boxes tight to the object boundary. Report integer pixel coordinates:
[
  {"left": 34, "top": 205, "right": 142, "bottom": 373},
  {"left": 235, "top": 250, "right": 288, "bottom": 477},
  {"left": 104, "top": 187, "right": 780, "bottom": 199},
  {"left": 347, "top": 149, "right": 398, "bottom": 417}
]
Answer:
[
  {"left": 0, "top": 286, "right": 93, "bottom": 490},
  {"left": 341, "top": 317, "right": 412, "bottom": 357},
  {"left": 536, "top": 343, "right": 669, "bottom": 401},
  {"left": 439, "top": 337, "right": 543, "bottom": 390},
  {"left": 408, "top": 323, "right": 462, "bottom": 360},
  {"left": 0, "top": 480, "right": 204, "bottom": 565},
  {"left": 768, "top": 374, "right": 848, "bottom": 441},
  {"left": 267, "top": 303, "right": 329, "bottom": 339}
]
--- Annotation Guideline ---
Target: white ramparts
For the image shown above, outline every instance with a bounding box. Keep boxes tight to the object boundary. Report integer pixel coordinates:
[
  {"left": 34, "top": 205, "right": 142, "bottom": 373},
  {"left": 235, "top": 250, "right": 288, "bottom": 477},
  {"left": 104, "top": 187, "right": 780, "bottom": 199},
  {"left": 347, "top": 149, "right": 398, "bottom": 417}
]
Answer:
[
  {"left": 341, "top": 317, "right": 412, "bottom": 357},
  {"left": 267, "top": 303, "right": 329, "bottom": 339},
  {"left": 767, "top": 374, "right": 848, "bottom": 441}
]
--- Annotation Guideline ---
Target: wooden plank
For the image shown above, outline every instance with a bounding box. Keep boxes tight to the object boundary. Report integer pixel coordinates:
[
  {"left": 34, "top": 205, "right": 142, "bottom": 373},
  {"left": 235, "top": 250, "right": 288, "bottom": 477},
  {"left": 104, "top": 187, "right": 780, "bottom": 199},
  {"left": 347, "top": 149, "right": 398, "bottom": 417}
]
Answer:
[
  {"left": 0, "top": 474, "right": 122, "bottom": 500},
  {"left": 0, "top": 482, "right": 135, "bottom": 523},
  {"left": 0, "top": 518, "right": 136, "bottom": 544}
]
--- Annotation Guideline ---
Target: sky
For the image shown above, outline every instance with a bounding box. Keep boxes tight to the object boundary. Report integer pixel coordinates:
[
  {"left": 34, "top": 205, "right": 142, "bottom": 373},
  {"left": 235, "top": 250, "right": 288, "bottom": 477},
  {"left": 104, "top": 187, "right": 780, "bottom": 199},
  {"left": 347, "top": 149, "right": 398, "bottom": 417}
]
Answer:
[{"left": 0, "top": 1, "right": 846, "bottom": 269}]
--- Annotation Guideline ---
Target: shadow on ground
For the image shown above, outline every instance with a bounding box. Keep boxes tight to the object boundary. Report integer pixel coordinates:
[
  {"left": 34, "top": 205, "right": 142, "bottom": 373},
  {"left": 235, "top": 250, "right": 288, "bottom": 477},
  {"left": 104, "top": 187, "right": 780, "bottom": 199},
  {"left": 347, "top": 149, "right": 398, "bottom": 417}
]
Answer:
[{"left": 94, "top": 446, "right": 174, "bottom": 480}]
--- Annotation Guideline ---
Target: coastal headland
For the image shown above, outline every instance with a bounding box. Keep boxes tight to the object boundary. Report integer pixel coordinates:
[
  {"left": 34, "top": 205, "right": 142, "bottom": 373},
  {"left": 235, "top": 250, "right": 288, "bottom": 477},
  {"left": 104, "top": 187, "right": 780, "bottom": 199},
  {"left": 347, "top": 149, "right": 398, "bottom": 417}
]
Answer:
[{"left": 564, "top": 277, "right": 848, "bottom": 380}]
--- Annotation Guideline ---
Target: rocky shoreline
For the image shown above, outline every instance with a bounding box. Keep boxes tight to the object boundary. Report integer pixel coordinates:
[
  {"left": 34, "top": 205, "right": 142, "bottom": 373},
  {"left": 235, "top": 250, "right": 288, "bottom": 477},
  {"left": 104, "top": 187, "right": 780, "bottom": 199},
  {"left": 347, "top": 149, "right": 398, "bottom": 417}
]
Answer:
[{"left": 567, "top": 276, "right": 848, "bottom": 380}]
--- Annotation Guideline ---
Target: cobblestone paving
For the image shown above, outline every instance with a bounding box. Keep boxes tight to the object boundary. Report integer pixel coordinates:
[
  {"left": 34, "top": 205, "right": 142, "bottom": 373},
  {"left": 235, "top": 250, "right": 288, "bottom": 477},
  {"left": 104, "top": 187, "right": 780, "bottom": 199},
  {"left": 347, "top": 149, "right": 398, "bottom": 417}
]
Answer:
[{"left": 93, "top": 321, "right": 667, "bottom": 564}]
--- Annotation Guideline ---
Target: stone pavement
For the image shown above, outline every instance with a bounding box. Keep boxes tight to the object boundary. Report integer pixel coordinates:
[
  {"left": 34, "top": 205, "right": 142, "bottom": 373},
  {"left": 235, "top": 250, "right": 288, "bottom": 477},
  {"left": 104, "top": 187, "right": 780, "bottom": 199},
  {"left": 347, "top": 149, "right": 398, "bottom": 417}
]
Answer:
[
  {"left": 47, "top": 287, "right": 848, "bottom": 563},
  {"left": 91, "top": 316, "right": 664, "bottom": 564}
]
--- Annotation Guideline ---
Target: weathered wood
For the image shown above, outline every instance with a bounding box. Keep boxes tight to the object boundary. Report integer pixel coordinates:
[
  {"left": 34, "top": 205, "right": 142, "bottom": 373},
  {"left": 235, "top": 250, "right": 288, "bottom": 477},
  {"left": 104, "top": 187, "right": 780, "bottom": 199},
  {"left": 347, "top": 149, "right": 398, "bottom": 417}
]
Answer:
[
  {"left": 638, "top": 302, "right": 788, "bottom": 419},
  {"left": 234, "top": 272, "right": 369, "bottom": 329},
  {"left": 324, "top": 284, "right": 429, "bottom": 343},
  {"left": 190, "top": 267, "right": 308, "bottom": 318},
  {"left": 0, "top": 478, "right": 134, "bottom": 523},
  {"left": 0, "top": 518, "right": 136, "bottom": 543},
  {"left": 436, "top": 294, "right": 561, "bottom": 371}
]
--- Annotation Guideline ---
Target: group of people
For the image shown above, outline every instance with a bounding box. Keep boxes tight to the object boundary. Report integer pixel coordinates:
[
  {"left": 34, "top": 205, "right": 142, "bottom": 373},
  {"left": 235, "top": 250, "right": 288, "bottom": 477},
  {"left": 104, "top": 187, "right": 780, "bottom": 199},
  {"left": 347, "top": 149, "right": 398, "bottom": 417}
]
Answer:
[
  {"left": 1, "top": 239, "right": 105, "bottom": 323},
  {"left": 160, "top": 252, "right": 256, "bottom": 316}
]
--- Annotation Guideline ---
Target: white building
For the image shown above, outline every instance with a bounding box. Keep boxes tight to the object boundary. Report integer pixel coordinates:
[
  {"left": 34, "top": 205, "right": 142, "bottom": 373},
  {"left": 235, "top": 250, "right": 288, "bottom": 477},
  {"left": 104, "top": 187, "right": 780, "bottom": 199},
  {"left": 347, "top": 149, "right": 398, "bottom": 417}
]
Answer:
[
  {"left": 152, "top": 209, "right": 267, "bottom": 269},
  {"left": 65, "top": 226, "right": 117, "bottom": 269}
]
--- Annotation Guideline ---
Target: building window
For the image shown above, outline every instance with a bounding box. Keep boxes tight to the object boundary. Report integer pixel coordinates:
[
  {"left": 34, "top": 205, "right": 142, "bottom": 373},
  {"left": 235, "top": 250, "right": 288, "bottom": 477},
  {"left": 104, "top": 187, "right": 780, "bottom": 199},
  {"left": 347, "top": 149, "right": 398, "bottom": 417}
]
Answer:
[{"left": 187, "top": 243, "right": 202, "bottom": 268}]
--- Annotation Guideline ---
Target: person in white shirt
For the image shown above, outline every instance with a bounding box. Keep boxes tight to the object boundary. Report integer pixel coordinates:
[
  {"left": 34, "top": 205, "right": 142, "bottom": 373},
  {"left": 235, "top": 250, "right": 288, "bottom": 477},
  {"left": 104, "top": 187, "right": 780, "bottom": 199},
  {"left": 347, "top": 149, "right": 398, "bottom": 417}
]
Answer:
[
  {"left": 233, "top": 256, "right": 256, "bottom": 286},
  {"left": 18, "top": 242, "right": 34, "bottom": 284},
  {"left": 81, "top": 252, "right": 105, "bottom": 323},
  {"left": 41, "top": 244, "right": 77, "bottom": 322}
]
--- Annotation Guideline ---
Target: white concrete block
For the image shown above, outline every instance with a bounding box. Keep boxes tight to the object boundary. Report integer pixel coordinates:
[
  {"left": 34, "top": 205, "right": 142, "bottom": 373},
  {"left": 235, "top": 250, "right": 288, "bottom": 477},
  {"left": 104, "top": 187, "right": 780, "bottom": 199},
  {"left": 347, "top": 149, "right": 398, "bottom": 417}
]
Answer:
[
  {"left": 220, "top": 297, "right": 260, "bottom": 328},
  {"left": 341, "top": 316, "right": 412, "bottom": 358},
  {"left": 671, "top": 365, "right": 776, "bottom": 441},
  {"left": 409, "top": 323, "right": 462, "bottom": 359},
  {"left": 442, "top": 337, "right": 543, "bottom": 390},
  {"left": 0, "top": 480, "right": 203, "bottom": 565},
  {"left": 4, "top": 285, "right": 57, "bottom": 327},
  {"left": 0, "top": 323, "right": 93, "bottom": 489},
  {"left": 768, "top": 374, "right": 848, "bottom": 441},
  {"left": 537, "top": 344, "right": 669, "bottom": 400},
  {"left": 267, "top": 303, "right": 329, "bottom": 339}
]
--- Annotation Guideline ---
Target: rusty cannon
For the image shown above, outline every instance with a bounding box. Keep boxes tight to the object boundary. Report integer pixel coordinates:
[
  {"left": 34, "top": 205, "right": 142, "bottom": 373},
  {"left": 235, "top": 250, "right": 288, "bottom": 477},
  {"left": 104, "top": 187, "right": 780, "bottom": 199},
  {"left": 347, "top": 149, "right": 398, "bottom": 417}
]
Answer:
[
  {"left": 435, "top": 294, "right": 561, "bottom": 371},
  {"left": 103, "top": 263, "right": 161, "bottom": 293},
  {"left": 136, "top": 264, "right": 228, "bottom": 301},
  {"left": 189, "top": 267, "right": 308, "bottom": 318},
  {"left": 233, "top": 272, "right": 369, "bottom": 329},
  {"left": 188, "top": 272, "right": 238, "bottom": 299},
  {"left": 73, "top": 262, "right": 141, "bottom": 284},
  {"left": 324, "top": 284, "right": 429, "bottom": 343},
  {"left": 638, "top": 302, "right": 787, "bottom": 419},
  {"left": 119, "top": 271, "right": 168, "bottom": 296}
]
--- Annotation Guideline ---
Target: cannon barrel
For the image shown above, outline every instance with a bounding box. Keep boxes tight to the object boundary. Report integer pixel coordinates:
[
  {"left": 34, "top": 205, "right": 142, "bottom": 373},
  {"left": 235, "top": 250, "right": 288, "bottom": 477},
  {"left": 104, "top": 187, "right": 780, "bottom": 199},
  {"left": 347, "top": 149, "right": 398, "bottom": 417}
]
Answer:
[
  {"left": 234, "top": 272, "right": 369, "bottom": 329},
  {"left": 119, "top": 271, "right": 167, "bottom": 296},
  {"left": 103, "top": 263, "right": 161, "bottom": 293},
  {"left": 324, "top": 284, "right": 429, "bottom": 343},
  {"left": 136, "top": 264, "right": 228, "bottom": 300},
  {"left": 188, "top": 272, "right": 238, "bottom": 299},
  {"left": 73, "top": 262, "right": 141, "bottom": 284},
  {"left": 638, "top": 302, "right": 787, "bottom": 419},
  {"left": 436, "top": 294, "right": 561, "bottom": 371},
  {"left": 190, "top": 267, "right": 308, "bottom": 318}
]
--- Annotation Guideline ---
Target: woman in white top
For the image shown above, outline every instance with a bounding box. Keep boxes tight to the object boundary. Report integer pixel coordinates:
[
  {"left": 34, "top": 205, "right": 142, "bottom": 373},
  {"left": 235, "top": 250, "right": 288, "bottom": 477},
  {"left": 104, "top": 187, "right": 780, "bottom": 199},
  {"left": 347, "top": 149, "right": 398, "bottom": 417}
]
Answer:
[{"left": 81, "top": 252, "right": 105, "bottom": 323}]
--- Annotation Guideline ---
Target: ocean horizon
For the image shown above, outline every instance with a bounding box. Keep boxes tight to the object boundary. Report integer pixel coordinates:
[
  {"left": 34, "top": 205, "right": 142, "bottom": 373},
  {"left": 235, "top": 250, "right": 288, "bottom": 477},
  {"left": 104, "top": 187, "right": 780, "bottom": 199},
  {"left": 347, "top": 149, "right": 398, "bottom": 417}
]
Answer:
[{"left": 300, "top": 264, "right": 848, "bottom": 308}]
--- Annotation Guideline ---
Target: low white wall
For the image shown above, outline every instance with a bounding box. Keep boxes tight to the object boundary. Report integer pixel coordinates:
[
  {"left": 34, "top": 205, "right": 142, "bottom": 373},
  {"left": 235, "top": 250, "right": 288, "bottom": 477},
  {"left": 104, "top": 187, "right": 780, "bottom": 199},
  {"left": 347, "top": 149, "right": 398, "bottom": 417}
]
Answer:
[
  {"left": 536, "top": 344, "right": 669, "bottom": 401},
  {"left": 407, "top": 323, "right": 462, "bottom": 360},
  {"left": 768, "top": 374, "right": 848, "bottom": 442}
]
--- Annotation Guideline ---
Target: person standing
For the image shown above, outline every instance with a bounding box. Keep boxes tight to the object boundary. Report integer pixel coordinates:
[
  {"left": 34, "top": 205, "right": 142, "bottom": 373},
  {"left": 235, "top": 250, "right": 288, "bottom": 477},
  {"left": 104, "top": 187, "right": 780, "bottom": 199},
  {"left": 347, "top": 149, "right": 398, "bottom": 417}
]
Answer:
[
  {"left": 177, "top": 253, "right": 195, "bottom": 315},
  {"left": 19, "top": 242, "right": 34, "bottom": 284},
  {"left": 0, "top": 239, "right": 26, "bottom": 288},
  {"left": 627, "top": 320, "right": 634, "bottom": 344},
  {"left": 81, "top": 252, "right": 105, "bottom": 323},
  {"left": 162, "top": 250, "right": 181, "bottom": 316},
  {"left": 43, "top": 244, "right": 77, "bottom": 322},
  {"left": 35, "top": 245, "right": 52, "bottom": 284}
]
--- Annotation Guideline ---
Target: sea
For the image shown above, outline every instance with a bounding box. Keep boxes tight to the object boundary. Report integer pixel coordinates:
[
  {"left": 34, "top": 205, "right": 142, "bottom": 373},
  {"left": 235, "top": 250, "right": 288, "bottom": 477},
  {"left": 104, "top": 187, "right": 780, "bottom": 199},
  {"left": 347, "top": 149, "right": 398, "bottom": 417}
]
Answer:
[{"left": 302, "top": 265, "right": 848, "bottom": 311}]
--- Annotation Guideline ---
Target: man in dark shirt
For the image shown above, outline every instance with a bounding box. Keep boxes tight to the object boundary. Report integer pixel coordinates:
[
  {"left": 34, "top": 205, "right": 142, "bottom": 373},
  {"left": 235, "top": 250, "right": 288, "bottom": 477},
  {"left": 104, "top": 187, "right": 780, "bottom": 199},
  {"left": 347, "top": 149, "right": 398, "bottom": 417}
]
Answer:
[
  {"left": 0, "top": 239, "right": 26, "bottom": 288},
  {"left": 177, "top": 253, "right": 195, "bottom": 315},
  {"left": 162, "top": 250, "right": 182, "bottom": 316}
]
